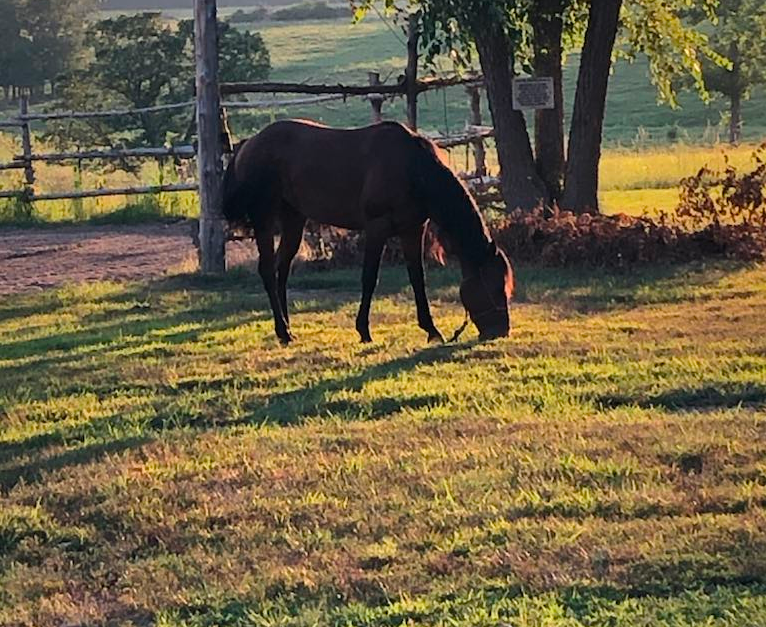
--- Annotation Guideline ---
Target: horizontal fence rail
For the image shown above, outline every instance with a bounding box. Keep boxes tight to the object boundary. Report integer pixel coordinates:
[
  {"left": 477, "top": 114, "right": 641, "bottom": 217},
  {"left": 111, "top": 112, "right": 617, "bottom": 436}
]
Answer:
[
  {"left": 0, "top": 183, "right": 198, "bottom": 202},
  {"left": 220, "top": 75, "right": 482, "bottom": 97},
  {"left": 1, "top": 74, "right": 495, "bottom": 207},
  {"left": 15, "top": 145, "right": 196, "bottom": 164}
]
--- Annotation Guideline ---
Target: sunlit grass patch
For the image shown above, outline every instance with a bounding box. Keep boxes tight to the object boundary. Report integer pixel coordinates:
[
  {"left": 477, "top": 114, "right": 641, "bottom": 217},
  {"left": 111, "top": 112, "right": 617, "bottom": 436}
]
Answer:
[{"left": 0, "top": 262, "right": 765, "bottom": 625}]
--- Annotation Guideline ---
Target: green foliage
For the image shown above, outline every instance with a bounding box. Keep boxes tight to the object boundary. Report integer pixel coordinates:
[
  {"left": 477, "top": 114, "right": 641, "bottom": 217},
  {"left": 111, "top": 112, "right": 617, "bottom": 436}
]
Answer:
[
  {"left": 50, "top": 13, "right": 270, "bottom": 150},
  {"left": 0, "top": 0, "right": 96, "bottom": 94},
  {"left": 177, "top": 19, "right": 271, "bottom": 85},
  {"left": 618, "top": 0, "right": 722, "bottom": 108},
  {"left": 692, "top": 0, "right": 766, "bottom": 137},
  {"left": 271, "top": 2, "right": 350, "bottom": 21},
  {"left": 228, "top": 7, "right": 269, "bottom": 24},
  {"left": 352, "top": 0, "right": 721, "bottom": 106}
]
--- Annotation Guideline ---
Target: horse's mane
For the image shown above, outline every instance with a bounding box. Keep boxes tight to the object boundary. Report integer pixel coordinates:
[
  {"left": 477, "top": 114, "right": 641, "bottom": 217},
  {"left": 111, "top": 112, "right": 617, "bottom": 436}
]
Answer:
[{"left": 410, "top": 134, "right": 493, "bottom": 269}]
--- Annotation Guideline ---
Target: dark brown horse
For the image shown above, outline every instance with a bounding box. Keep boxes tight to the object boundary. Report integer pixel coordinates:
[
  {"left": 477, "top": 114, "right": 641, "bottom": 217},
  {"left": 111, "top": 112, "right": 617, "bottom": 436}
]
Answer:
[{"left": 222, "top": 119, "right": 513, "bottom": 344}]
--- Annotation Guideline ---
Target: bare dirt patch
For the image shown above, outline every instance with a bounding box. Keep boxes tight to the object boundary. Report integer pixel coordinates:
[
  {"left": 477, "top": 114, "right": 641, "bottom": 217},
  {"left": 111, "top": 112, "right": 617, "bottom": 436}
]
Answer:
[{"left": 0, "top": 222, "right": 257, "bottom": 296}]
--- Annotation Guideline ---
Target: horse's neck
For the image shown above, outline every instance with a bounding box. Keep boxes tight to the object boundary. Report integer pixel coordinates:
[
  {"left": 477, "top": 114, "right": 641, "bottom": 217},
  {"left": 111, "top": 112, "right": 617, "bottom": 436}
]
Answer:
[{"left": 431, "top": 197, "right": 492, "bottom": 277}]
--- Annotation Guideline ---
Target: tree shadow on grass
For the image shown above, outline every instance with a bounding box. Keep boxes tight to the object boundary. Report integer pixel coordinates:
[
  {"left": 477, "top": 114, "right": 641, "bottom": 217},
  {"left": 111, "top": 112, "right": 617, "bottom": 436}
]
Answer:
[
  {"left": 0, "top": 341, "right": 466, "bottom": 490},
  {"left": 598, "top": 382, "right": 766, "bottom": 411},
  {"left": 0, "top": 434, "right": 151, "bottom": 491}
]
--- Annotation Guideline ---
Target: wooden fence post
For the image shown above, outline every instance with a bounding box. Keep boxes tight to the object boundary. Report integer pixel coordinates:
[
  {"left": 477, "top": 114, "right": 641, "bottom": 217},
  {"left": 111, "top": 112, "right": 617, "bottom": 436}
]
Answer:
[
  {"left": 405, "top": 14, "right": 420, "bottom": 131},
  {"left": 194, "top": 0, "right": 226, "bottom": 274},
  {"left": 20, "top": 94, "right": 35, "bottom": 188},
  {"left": 467, "top": 86, "right": 487, "bottom": 177},
  {"left": 368, "top": 72, "right": 383, "bottom": 123}
]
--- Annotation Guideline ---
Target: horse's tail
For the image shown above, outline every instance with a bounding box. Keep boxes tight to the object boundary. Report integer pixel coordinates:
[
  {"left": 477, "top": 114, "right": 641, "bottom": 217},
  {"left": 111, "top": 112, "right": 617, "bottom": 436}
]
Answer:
[{"left": 221, "top": 141, "right": 247, "bottom": 225}]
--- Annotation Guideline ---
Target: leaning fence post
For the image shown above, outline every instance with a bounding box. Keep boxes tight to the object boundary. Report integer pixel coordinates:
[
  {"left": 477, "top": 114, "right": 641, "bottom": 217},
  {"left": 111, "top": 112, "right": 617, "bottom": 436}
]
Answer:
[
  {"left": 368, "top": 72, "right": 383, "bottom": 124},
  {"left": 194, "top": 0, "right": 226, "bottom": 274},
  {"left": 20, "top": 94, "right": 35, "bottom": 188},
  {"left": 467, "top": 85, "right": 487, "bottom": 178},
  {"left": 405, "top": 13, "right": 420, "bottom": 131}
]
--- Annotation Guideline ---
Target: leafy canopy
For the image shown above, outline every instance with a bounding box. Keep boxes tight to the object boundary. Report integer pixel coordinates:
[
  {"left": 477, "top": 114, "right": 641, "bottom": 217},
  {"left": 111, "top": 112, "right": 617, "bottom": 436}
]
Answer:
[
  {"left": 51, "top": 13, "right": 271, "bottom": 149},
  {"left": 352, "top": 0, "right": 721, "bottom": 106}
]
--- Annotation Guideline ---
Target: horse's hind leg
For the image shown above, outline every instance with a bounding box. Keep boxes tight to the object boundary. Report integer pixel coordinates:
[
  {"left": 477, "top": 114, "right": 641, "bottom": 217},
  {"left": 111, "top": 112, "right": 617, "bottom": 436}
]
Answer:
[
  {"left": 276, "top": 210, "right": 306, "bottom": 327},
  {"left": 355, "top": 230, "right": 387, "bottom": 343},
  {"left": 255, "top": 229, "right": 292, "bottom": 344},
  {"left": 401, "top": 224, "right": 443, "bottom": 343}
]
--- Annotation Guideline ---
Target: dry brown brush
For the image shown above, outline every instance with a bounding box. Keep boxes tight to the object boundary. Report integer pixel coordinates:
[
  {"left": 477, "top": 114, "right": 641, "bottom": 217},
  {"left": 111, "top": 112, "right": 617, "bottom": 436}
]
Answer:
[
  {"left": 230, "top": 146, "right": 766, "bottom": 268},
  {"left": 316, "top": 146, "right": 766, "bottom": 268}
]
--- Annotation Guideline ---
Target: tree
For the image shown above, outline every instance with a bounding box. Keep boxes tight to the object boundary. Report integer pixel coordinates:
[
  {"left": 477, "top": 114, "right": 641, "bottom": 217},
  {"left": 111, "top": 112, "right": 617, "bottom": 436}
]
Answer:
[
  {"left": 52, "top": 14, "right": 270, "bottom": 149},
  {"left": 0, "top": 0, "right": 96, "bottom": 99},
  {"left": 693, "top": 0, "right": 766, "bottom": 144},
  {"left": 530, "top": 0, "right": 569, "bottom": 199},
  {"left": 378, "top": 0, "right": 550, "bottom": 210},
  {"left": 356, "top": 0, "right": 719, "bottom": 214},
  {"left": 559, "top": 0, "right": 623, "bottom": 212}
]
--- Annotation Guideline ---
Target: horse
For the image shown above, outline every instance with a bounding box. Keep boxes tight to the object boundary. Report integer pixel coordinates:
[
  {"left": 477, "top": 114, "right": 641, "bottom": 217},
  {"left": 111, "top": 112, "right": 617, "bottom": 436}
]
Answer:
[{"left": 221, "top": 119, "right": 514, "bottom": 344}]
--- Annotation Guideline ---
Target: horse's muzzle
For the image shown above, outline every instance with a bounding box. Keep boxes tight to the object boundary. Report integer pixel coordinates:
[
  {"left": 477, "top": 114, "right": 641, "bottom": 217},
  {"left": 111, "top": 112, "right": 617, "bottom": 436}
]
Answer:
[{"left": 474, "top": 310, "right": 510, "bottom": 341}]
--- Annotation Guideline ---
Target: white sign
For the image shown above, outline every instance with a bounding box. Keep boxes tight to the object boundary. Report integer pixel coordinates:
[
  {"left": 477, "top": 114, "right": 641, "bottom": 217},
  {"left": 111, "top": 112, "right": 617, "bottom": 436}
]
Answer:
[{"left": 512, "top": 77, "right": 555, "bottom": 111}]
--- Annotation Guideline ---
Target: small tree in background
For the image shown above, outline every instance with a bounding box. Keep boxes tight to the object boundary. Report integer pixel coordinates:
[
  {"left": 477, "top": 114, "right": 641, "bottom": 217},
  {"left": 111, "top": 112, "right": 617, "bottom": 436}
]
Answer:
[
  {"left": 50, "top": 13, "right": 271, "bottom": 149},
  {"left": 0, "top": 0, "right": 96, "bottom": 100},
  {"left": 694, "top": 0, "right": 766, "bottom": 144}
]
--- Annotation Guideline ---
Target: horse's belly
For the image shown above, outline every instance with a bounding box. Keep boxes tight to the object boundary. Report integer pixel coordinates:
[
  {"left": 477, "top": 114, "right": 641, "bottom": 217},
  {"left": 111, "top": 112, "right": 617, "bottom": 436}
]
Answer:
[{"left": 290, "top": 194, "right": 366, "bottom": 231}]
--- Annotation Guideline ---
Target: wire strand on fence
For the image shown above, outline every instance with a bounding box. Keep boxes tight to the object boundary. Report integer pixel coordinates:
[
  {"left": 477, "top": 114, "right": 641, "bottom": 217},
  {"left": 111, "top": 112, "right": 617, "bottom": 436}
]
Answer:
[
  {"left": 15, "top": 145, "right": 196, "bottom": 164},
  {"left": 222, "top": 94, "right": 347, "bottom": 109}
]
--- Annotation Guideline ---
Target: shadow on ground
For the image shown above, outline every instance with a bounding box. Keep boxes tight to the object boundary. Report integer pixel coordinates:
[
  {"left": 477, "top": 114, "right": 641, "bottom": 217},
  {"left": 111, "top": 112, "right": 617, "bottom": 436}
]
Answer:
[{"left": 598, "top": 382, "right": 766, "bottom": 411}]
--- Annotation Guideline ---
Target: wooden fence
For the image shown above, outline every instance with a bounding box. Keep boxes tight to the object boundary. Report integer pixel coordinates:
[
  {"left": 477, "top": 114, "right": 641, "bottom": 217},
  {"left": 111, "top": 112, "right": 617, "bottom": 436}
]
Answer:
[
  {"left": 0, "top": 82, "right": 496, "bottom": 203},
  {"left": 0, "top": 2, "right": 501, "bottom": 270}
]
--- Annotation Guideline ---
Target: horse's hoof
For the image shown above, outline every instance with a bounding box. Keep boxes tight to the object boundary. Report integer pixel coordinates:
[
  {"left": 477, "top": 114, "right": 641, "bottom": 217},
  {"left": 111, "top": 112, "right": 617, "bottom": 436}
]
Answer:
[
  {"left": 359, "top": 334, "right": 373, "bottom": 344},
  {"left": 278, "top": 331, "right": 294, "bottom": 345},
  {"left": 428, "top": 331, "right": 445, "bottom": 344}
]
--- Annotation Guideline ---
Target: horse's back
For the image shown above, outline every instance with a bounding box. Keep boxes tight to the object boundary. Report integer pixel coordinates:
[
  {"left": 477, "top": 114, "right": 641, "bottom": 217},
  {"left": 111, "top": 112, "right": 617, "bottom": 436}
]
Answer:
[{"left": 228, "top": 119, "right": 433, "bottom": 231}]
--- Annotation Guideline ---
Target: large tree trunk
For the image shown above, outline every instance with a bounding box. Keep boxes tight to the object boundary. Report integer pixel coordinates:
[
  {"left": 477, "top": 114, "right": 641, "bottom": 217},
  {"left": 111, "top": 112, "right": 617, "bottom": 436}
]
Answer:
[
  {"left": 475, "top": 23, "right": 548, "bottom": 211},
  {"left": 532, "top": 0, "right": 566, "bottom": 201},
  {"left": 561, "top": 0, "right": 623, "bottom": 214}
]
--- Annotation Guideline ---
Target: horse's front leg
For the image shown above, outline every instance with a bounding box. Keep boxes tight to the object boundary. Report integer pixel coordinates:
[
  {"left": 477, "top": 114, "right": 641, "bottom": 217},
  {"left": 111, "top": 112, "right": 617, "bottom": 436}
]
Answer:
[
  {"left": 255, "top": 230, "right": 292, "bottom": 344},
  {"left": 355, "top": 232, "right": 386, "bottom": 343},
  {"left": 401, "top": 224, "right": 443, "bottom": 343},
  {"left": 276, "top": 212, "right": 307, "bottom": 328}
]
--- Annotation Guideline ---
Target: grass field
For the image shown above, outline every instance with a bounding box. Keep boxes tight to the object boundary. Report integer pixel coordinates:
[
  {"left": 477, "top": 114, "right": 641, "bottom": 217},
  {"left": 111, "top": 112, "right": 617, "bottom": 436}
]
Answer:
[{"left": 1, "top": 261, "right": 766, "bottom": 626}]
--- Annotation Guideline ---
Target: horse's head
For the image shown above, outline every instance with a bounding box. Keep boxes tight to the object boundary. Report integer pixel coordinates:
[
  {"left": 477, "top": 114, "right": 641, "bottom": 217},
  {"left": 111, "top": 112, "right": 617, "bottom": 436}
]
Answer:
[{"left": 459, "top": 244, "right": 514, "bottom": 340}]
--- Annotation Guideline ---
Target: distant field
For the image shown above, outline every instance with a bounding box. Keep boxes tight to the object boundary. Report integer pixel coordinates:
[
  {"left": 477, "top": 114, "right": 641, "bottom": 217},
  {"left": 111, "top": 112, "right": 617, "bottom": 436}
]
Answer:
[
  {"left": 91, "top": 10, "right": 766, "bottom": 143},
  {"left": 2, "top": 14, "right": 765, "bottom": 222},
  {"left": 239, "top": 16, "right": 766, "bottom": 145}
]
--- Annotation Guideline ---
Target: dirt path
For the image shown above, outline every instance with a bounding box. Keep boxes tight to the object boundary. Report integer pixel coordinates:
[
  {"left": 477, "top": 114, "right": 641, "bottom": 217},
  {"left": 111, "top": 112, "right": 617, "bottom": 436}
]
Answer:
[{"left": 0, "top": 222, "right": 256, "bottom": 296}]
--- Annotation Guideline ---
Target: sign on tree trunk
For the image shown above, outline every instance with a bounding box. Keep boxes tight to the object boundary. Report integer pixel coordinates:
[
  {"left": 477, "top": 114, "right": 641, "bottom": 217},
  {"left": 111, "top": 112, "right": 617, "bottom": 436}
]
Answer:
[{"left": 512, "top": 77, "right": 555, "bottom": 111}]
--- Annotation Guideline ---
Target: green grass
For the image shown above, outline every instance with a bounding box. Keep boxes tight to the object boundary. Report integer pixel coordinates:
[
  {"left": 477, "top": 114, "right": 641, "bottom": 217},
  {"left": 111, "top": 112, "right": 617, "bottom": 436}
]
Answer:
[{"left": 1, "top": 261, "right": 766, "bottom": 625}]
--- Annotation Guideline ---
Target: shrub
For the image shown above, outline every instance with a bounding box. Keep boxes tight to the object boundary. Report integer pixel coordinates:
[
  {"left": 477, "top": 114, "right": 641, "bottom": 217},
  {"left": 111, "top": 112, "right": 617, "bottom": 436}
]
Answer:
[
  {"left": 229, "top": 7, "right": 268, "bottom": 23},
  {"left": 227, "top": 146, "right": 766, "bottom": 269},
  {"left": 271, "top": 2, "right": 349, "bottom": 22}
]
